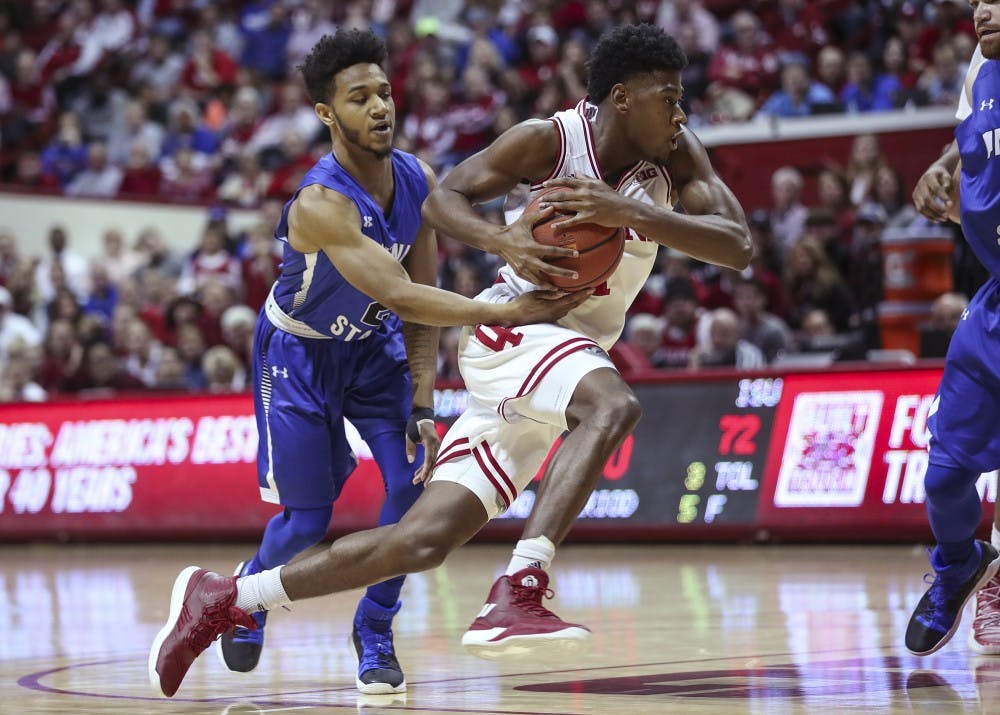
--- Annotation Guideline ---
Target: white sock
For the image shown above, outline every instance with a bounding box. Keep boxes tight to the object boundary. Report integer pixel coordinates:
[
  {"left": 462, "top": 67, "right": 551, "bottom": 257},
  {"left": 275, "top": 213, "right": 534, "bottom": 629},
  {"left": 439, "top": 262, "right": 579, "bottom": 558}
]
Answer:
[
  {"left": 505, "top": 536, "right": 555, "bottom": 575},
  {"left": 235, "top": 566, "right": 290, "bottom": 613},
  {"left": 992, "top": 524, "right": 1000, "bottom": 552}
]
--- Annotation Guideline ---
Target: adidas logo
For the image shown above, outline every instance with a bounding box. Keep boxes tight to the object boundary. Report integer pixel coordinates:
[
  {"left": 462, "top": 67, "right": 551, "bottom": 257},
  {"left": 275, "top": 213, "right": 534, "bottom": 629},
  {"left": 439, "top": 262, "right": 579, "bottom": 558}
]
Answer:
[{"left": 520, "top": 575, "right": 539, "bottom": 588}]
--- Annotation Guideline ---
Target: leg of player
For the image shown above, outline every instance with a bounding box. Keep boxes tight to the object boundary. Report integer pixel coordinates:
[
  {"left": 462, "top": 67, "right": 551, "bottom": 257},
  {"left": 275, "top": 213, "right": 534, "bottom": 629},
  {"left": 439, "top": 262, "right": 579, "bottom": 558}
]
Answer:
[
  {"left": 969, "top": 501, "right": 1000, "bottom": 654},
  {"left": 906, "top": 458, "right": 1000, "bottom": 656},
  {"left": 219, "top": 506, "right": 332, "bottom": 672},
  {"left": 463, "top": 368, "right": 642, "bottom": 658},
  {"left": 148, "top": 481, "right": 488, "bottom": 698},
  {"left": 348, "top": 428, "right": 424, "bottom": 694}
]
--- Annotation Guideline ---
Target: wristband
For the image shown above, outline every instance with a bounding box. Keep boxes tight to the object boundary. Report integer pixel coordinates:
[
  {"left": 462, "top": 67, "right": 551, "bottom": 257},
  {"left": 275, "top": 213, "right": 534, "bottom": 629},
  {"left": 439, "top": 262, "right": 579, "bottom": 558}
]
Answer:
[{"left": 406, "top": 406, "right": 436, "bottom": 442}]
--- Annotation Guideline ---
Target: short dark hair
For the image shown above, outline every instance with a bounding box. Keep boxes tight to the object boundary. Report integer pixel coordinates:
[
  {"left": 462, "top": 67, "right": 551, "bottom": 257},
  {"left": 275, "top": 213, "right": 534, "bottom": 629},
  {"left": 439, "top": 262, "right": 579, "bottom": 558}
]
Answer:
[
  {"left": 299, "top": 29, "right": 388, "bottom": 104},
  {"left": 586, "top": 24, "right": 687, "bottom": 103}
]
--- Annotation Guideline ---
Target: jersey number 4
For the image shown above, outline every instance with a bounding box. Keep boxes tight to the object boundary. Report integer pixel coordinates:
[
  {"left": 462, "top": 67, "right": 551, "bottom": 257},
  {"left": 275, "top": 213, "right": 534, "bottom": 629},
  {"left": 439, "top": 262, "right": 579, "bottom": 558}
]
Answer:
[{"left": 475, "top": 325, "right": 524, "bottom": 351}]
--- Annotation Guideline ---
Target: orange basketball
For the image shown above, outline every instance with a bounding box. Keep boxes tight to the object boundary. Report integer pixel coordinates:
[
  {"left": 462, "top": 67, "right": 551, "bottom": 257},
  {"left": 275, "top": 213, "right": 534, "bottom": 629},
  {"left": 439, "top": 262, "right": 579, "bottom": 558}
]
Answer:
[{"left": 526, "top": 187, "right": 626, "bottom": 290}]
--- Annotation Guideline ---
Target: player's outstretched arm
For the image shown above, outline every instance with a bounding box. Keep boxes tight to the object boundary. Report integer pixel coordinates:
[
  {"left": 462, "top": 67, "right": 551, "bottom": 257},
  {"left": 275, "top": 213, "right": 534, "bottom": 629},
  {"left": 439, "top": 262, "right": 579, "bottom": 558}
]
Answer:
[
  {"left": 913, "top": 140, "right": 960, "bottom": 223},
  {"left": 422, "top": 120, "right": 578, "bottom": 289},
  {"left": 288, "top": 184, "right": 591, "bottom": 327}
]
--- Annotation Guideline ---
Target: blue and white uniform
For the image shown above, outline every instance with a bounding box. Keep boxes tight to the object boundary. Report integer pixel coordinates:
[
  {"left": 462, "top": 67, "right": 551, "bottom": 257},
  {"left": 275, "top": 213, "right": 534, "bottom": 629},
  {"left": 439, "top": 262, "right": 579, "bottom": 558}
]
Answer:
[{"left": 254, "top": 149, "right": 427, "bottom": 510}]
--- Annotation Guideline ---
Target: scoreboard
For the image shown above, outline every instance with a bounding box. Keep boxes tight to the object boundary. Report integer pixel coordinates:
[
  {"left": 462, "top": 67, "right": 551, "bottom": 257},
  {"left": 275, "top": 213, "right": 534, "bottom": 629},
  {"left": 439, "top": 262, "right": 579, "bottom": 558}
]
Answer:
[{"left": 0, "top": 366, "right": 994, "bottom": 542}]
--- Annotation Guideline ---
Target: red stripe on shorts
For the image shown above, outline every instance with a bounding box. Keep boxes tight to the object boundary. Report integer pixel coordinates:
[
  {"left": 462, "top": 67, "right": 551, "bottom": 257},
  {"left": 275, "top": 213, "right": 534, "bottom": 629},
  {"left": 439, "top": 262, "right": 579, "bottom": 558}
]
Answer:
[
  {"left": 480, "top": 441, "right": 517, "bottom": 500},
  {"left": 473, "top": 445, "right": 512, "bottom": 509}
]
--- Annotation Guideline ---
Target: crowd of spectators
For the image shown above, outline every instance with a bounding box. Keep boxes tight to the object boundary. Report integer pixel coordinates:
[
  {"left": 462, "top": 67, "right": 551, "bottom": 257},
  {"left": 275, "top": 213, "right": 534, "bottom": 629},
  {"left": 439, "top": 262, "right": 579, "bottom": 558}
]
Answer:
[{"left": 0, "top": 0, "right": 985, "bottom": 401}]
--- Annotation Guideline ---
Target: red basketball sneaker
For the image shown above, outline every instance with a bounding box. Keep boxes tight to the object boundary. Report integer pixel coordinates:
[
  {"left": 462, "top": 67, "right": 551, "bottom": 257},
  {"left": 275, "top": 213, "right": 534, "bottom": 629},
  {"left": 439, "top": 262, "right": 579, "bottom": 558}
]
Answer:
[
  {"left": 461, "top": 567, "right": 591, "bottom": 659},
  {"left": 148, "top": 566, "right": 257, "bottom": 697},
  {"left": 969, "top": 571, "right": 1000, "bottom": 655}
]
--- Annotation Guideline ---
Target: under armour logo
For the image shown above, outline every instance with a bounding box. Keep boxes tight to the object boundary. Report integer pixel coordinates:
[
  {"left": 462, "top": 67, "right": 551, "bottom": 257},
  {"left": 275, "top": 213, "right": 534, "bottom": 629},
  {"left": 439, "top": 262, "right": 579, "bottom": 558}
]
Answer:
[
  {"left": 362, "top": 215, "right": 374, "bottom": 228},
  {"left": 983, "top": 99, "right": 995, "bottom": 111},
  {"left": 272, "top": 365, "right": 288, "bottom": 378}
]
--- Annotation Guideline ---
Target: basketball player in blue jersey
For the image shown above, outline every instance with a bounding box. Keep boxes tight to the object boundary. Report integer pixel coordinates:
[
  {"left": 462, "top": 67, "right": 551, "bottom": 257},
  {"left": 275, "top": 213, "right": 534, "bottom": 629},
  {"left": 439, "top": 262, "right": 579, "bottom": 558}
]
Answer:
[
  {"left": 148, "top": 25, "right": 747, "bottom": 698},
  {"left": 905, "top": 0, "right": 1000, "bottom": 656},
  {"left": 161, "top": 29, "right": 588, "bottom": 698}
]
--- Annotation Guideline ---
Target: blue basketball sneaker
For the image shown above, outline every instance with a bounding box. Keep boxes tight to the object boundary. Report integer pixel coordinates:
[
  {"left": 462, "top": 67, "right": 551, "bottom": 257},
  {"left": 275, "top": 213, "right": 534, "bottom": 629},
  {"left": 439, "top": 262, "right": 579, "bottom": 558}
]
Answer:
[
  {"left": 906, "top": 540, "right": 1000, "bottom": 656},
  {"left": 350, "top": 596, "right": 405, "bottom": 694},
  {"left": 218, "top": 559, "right": 267, "bottom": 672}
]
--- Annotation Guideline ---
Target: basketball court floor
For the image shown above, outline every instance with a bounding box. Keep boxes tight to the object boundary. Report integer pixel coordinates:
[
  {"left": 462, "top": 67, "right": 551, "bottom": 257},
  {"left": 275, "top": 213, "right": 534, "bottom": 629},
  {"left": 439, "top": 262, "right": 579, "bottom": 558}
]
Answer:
[{"left": 3, "top": 542, "right": 997, "bottom": 714}]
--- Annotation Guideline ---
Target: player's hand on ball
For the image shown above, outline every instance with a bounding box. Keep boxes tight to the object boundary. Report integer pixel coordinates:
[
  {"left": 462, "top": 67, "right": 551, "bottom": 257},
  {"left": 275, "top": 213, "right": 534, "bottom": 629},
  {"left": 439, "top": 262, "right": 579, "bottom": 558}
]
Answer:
[
  {"left": 541, "top": 176, "right": 627, "bottom": 231},
  {"left": 503, "top": 288, "right": 594, "bottom": 325},
  {"left": 912, "top": 163, "right": 956, "bottom": 223},
  {"left": 496, "top": 206, "right": 578, "bottom": 289}
]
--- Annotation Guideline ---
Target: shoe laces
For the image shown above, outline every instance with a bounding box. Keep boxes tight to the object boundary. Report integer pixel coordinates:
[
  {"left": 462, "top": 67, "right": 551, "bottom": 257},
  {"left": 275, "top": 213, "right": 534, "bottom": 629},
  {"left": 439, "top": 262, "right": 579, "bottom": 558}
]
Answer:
[
  {"left": 510, "top": 581, "right": 558, "bottom": 619},
  {"left": 188, "top": 605, "right": 253, "bottom": 652},
  {"left": 973, "top": 577, "right": 1000, "bottom": 638},
  {"left": 359, "top": 623, "right": 399, "bottom": 667}
]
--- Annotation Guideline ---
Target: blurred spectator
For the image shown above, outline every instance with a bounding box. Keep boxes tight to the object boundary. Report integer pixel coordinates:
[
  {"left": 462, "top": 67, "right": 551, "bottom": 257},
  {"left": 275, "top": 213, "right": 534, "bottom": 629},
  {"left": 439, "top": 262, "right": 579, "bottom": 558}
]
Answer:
[
  {"left": 98, "top": 227, "right": 140, "bottom": 286},
  {"left": 846, "top": 133, "right": 887, "bottom": 206},
  {"left": 0, "top": 349, "right": 46, "bottom": 402},
  {"left": 621, "top": 312, "right": 664, "bottom": 368},
  {"left": 35, "top": 225, "right": 89, "bottom": 302},
  {"left": 135, "top": 226, "right": 182, "bottom": 278},
  {"left": 757, "top": 58, "right": 837, "bottom": 118},
  {"left": 840, "top": 51, "right": 893, "bottom": 112},
  {"left": 68, "top": 70, "right": 128, "bottom": 143},
  {"left": 656, "top": 0, "right": 719, "bottom": 54},
  {"left": 878, "top": 35, "right": 920, "bottom": 109},
  {"left": 920, "top": 291, "right": 969, "bottom": 357},
  {"left": 918, "top": 39, "right": 965, "bottom": 107},
  {"left": 240, "top": 222, "right": 280, "bottom": 312},
  {"left": 177, "top": 222, "right": 241, "bottom": 296},
  {"left": 181, "top": 30, "right": 239, "bottom": 97},
  {"left": 70, "top": 340, "right": 144, "bottom": 392},
  {"left": 916, "top": 0, "right": 975, "bottom": 68},
  {"left": 659, "top": 277, "right": 702, "bottom": 369},
  {"left": 758, "top": 0, "right": 829, "bottom": 59},
  {"left": 36, "top": 317, "right": 82, "bottom": 392},
  {"left": 217, "top": 148, "right": 269, "bottom": 207},
  {"left": 238, "top": 1, "right": 291, "bottom": 81},
  {"left": 732, "top": 277, "right": 793, "bottom": 363},
  {"left": 785, "top": 236, "right": 855, "bottom": 332},
  {"left": 801, "top": 307, "right": 835, "bottom": 339},
  {"left": 220, "top": 304, "right": 255, "bottom": 367},
  {"left": 446, "top": 64, "right": 504, "bottom": 166},
  {"left": 690, "top": 308, "right": 765, "bottom": 370},
  {"left": 203, "top": 344, "right": 244, "bottom": 392},
  {"left": 0, "top": 286, "right": 41, "bottom": 360},
  {"left": 117, "top": 139, "right": 162, "bottom": 197},
  {"left": 198, "top": 279, "right": 235, "bottom": 346},
  {"left": 152, "top": 345, "right": 188, "bottom": 390},
  {"left": 814, "top": 167, "right": 855, "bottom": 251},
  {"left": 402, "top": 78, "right": 455, "bottom": 170},
  {"left": 5, "top": 48, "right": 56, "bottom": 151},
  {"left": 847, "top": 202, "right": 887, "bottom": 332},
  {"left": 159, "top": 147, "right": 216, "bottom": 202},
  {"left": 161, "top": 98, "right": 221, "bottom": 162},
  {"left": 518, "top": 24, "right": 561, "bottom": 96},
  {"left": 247, "top": 83, "right": 319, "bottom": 156},
  {"left": 816, "top": 45, "right": 846, "bottom": 96},
  {"left": 65, "top": 141, "right": 122, "bottom": 197},
  {"left": 82, "top": 262, "right": 118, "bottom": 323},
  {"left": 107, "top": 99, "right": 164, "bottom": 166},
  {"left": 175, "top": 323, "right": 207, "bottom": 388},
  {"left": 706, "top": 11, "right": 779, "bottom": 121},
  {"left": 873, "top": 165, "right": 919, "bottom": 228},
  {"left": 129, "top": 32, "right": 185, "bottom": 107},
  {"left": 770, "top": 166, "right": 808, "bottom": 253},
  {"left": 123, "top": 317, "right": 162, "bottom": 386},
  {"left": 40, "top": 111, "right": 87, "bottom": 186},
  {"left": 0, "top": 230, "right": 25, "bottom": 287},
  {"left": 286, "top": 0, "right": 337, "bottom": 70}
]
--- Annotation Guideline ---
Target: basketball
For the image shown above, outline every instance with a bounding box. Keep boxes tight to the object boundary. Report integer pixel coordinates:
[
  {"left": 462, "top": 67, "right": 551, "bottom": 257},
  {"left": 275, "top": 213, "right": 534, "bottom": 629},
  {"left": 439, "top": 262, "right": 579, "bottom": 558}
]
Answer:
[{"left": 526, "top": 187, "right": 626, "bottom": 290}]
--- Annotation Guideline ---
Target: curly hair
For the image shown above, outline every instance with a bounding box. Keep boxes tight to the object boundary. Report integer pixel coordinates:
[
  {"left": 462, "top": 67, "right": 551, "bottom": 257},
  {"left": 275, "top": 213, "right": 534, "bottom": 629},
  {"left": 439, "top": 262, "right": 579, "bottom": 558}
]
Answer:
[
  {"left": 298, "top": 29, "right": 388, "bottom": 104},
  {"left": 586, "top": 24, "right": 687, "bottom": 104}
]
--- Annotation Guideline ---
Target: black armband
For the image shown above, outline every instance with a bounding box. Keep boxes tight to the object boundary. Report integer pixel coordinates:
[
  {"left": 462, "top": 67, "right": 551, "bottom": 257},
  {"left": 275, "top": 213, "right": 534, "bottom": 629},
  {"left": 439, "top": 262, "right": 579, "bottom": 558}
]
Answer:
[{"left": 406, "top": 406, "right": 436, "bottom": 442}]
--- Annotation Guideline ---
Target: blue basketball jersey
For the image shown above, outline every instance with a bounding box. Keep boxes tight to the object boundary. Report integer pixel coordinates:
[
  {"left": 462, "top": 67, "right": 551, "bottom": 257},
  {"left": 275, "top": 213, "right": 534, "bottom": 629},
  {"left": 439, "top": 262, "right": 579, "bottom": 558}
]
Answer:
[
  {"left": 270, "top": 149, "right": 428, "bottom": 340},
  {"left": 956, "top": 59, "right": 1000, "bottom": 279}
]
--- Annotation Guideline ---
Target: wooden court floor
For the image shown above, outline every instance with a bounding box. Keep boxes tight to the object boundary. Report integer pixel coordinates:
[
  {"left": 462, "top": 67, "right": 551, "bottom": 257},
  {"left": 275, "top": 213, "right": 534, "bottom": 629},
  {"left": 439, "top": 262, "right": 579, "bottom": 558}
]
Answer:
[{"left": 3, "top": 542, "right": 999, "bottom": 714}]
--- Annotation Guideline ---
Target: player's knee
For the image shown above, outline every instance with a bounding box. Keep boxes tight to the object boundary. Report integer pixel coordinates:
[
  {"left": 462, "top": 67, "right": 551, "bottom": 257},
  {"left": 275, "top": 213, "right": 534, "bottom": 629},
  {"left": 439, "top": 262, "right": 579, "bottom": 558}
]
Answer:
[
  {"left": 596, "top": 391, "right": 642, "bottom": 438},
  {"left": 285, "top": 507, "right": 332, "bottom": 548},
  {"left": 389, "top": 524, "right": 453, "bottom": 571},
  {"left": 924, "top": 463, "right": 971, "bottom": 506}
]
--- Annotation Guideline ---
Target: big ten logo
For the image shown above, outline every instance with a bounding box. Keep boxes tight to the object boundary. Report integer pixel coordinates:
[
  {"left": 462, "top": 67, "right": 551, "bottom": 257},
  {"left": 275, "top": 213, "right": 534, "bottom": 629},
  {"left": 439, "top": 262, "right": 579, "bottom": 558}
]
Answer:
[{"left": 532, "top": 434, "right": 635, "bottom": 482}]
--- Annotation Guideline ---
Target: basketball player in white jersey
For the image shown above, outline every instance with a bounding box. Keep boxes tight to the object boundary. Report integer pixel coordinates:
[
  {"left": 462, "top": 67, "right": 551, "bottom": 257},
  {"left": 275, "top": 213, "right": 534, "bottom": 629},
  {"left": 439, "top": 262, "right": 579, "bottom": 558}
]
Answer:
[
  {"left": 146, "top": 26, "right": 752, "bottom": 697},
  {"left": 421, "top": 23, "right": 752, "bottom": 657}
]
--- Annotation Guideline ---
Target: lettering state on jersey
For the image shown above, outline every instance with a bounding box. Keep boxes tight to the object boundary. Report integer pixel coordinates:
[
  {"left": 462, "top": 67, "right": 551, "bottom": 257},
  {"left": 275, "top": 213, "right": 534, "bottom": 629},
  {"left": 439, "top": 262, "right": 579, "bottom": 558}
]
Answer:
[
  {"left": 498, "top": 99, "right": 672, "bottom": 351},
  {"left": 269, "top": 150, "right": 428, "bottom": 341},
  {"left": 956, "top": 58, "right": 1000, "bottom": 280}
]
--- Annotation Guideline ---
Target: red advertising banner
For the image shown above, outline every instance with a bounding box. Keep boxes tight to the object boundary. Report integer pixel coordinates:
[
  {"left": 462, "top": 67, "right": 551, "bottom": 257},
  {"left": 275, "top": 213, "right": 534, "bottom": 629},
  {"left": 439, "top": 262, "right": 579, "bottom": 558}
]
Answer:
[
  {"left": 0, "top": 394, "right": 389, "bottom": 539},
  {"left": 757, "top": 369, "right": 996, "bottom": 534}
]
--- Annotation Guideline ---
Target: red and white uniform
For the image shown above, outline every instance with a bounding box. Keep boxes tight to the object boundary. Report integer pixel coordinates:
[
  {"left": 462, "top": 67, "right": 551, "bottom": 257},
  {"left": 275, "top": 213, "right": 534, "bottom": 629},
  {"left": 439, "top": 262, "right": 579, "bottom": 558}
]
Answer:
[{"left": 432, "top": 101, "right": 673, "bottom": 517}]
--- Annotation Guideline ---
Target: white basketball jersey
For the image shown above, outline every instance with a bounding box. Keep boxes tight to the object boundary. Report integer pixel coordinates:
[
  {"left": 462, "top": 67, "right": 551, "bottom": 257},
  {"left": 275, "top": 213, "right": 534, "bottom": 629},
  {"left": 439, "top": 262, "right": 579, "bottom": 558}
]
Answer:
[{"left": 496, "top": 100, "right": 673, "bottom": 351}]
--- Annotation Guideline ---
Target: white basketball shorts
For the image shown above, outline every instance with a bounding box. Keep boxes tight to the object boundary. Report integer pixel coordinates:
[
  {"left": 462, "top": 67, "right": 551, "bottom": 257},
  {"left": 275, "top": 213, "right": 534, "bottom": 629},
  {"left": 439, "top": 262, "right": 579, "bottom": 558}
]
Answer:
[{"left": 431, "top": 321, "right": 616, "bottom": 518}]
